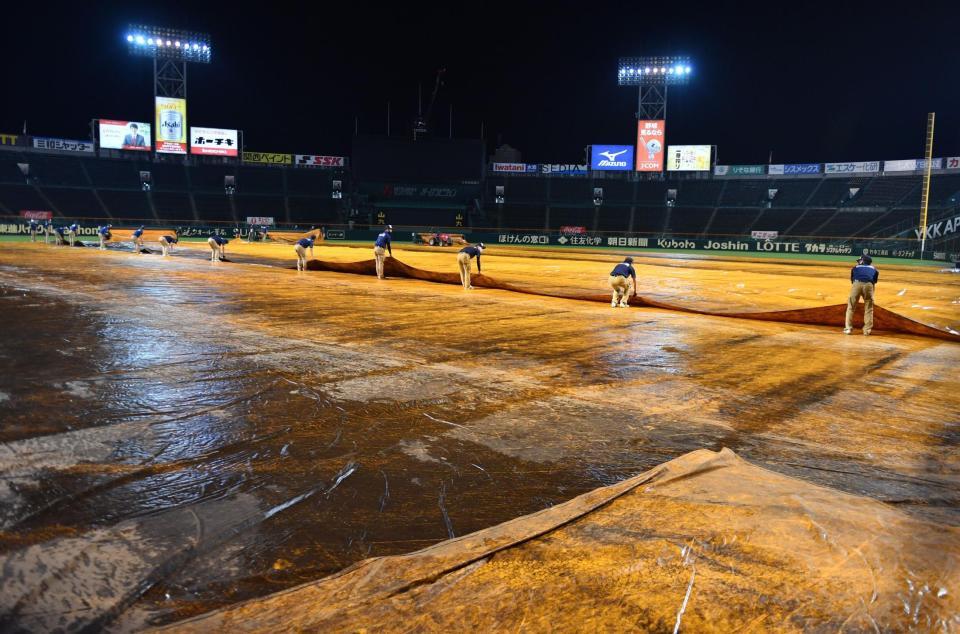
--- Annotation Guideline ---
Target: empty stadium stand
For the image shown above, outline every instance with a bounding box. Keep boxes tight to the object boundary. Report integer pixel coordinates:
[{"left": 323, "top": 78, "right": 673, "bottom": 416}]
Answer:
[{"left": 1, "top": 144, "right": 957, "bottom": 242}]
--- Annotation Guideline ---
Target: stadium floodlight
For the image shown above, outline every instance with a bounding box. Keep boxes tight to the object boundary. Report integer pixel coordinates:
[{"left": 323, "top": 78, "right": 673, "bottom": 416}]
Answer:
[
  {"left": 126, "top": 25, "right": 212, "bottom": 63},
  {"left": 617, "top": 57, "right": 692, "bottom": 86}
]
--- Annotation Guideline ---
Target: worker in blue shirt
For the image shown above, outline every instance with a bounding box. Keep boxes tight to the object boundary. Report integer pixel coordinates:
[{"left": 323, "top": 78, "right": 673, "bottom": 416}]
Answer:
[
  {"left": 98, "top": 224, "right": 112, "bottom": 250},
  {"left": 373, "top": 225, "right": 393, "bottom": 279},
  {"left": 457, "top": 243, "right": 485, "bottom": 290},
  {"left": 43, "top": 221, "right": 53, "bottom": 244},
  {"left": 845, "top": 254, "right": 879, "bottom": 335},
  {"left": 158, "top": 232, "right": 178, "bottom": 257},
  {"left": 131, "top": 226, "right": 145, "bottom": 254},
  {"left": 67, "top": 223, "right": 79, "bottom": 247},
  {"left": 208, "top": 234, "right": 228, "bottom": 262},
  {"left": 294, "top": 236, "right": 315, "bottom": 271},
  {"left": 28, "top": 219, "right": 39, "bottom": 242},
  {"left": 53, "top": 225, "right": 66, "bottom": 246},
  {"left": 609, "top": 256, "right": 637, "bottom": 308}
]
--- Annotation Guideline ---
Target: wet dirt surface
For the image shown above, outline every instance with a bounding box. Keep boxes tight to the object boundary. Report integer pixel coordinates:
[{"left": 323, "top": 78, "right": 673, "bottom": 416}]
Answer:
[{"left": 0, "top": 241, "right": 958, "bottom": 631}]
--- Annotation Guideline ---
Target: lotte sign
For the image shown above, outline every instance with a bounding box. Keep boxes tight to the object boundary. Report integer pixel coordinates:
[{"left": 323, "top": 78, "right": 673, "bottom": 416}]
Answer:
[{"left": 636, "top": 120, "right": 665, "bottom": 171}]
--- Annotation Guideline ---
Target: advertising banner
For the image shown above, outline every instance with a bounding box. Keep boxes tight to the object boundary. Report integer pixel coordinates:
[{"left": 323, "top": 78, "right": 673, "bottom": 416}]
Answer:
[
  {"left": 945, "top": 157, "right": 960, "bottom": 170},
  {"left": 32, "top": 137, "right": 94, "bottom": 153},
  {"left": 540, "top": 164, "right": 588, "bottom": 175},
  {"left": 560, "top": 226, "right": 588, "bottom": 235},
  {"left": 19, "top": 210, "right": 53, "bottom": 220},
  {"left": 769, "top": 163, "right": 821, "bottom": 175},
  {"left": 190, "top": 126, "right": 238, "bottom": 156},
  {"left": 666, "top": 145, "right": 711, "bottom": 171},
  {"left": 883, "top": 158, "right": 943, "bottom": 172},
  {"left": 155, "top": 97, "right": 187, "bottom": 154},
  {"left": 1, "top": 134, "right": 19, "bottom": 146},
  {"left": 295, "top": 154, "right": 345, "bottom": 167},
  {"left": 636, "top": 120, "right": 665, "bottom": 172},
  {"left": 729, "top": 165, "right": 766, "bottom": 175},
  {"left": 246, "top": 217, "right": 275, "bottom": 225},
  {"left": 824, "top": 161, "right": 880, "bottom": 174},
  {"left": 99, "top": 120, "right": 151, "bottom": 151},
  {"left": 243, "top": 151, "right": 292, "bottom": 165},
  {"left": 590, "top": 145, "right": 634, "bottom": 171},
  {"left": 714, "top": 165, "right": 729, "bottom": 176},
  {"left": 915, "top": 213, "right": 960, "bottom": 240},
  {"left": 491, "top": 162, "right": 528, "bottom": 173},
  {"left": 751, "top": 230, "right": 779, "bottom": 240}
]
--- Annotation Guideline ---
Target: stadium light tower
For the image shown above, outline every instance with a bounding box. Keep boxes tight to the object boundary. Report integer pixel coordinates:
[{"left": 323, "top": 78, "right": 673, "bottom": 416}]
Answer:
[
  {"left": 126, "top": 25, "right": 212, "bottom": 99},
  {"left": 617, "top": 56, "right": 692, "bottom": 121}
]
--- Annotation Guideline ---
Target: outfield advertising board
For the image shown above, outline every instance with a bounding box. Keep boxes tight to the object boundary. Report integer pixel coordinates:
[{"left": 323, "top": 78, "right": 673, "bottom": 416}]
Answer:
[
  {"left": 155, "top": 97, "right": 188, "bottom": 154},
  {"left": 636, "top": 120, "right": 665, "bottom": 171},
  {"left": 666, "top": 145, "right": 711, "bottom": 171},
  {"left": 99, "top": 120, "right": 151, "bottom": 151}
]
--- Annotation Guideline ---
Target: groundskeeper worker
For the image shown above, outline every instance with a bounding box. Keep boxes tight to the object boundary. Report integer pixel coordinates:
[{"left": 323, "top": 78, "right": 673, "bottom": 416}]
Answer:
[
  {"left": 294, "top": 235, "right": 315, "bottom": 271},
  {"left": 159, "top": 232, "right": 178, "bottom": 257},
  {"left": 609, "top": 256, "right": 637, "bottom": 308},
  {"left": 373, "top": 225, "right": 393, "bottom": 279},
  {"left": 208, "top": 234, "right": 228, "bottom": 262},
  {"left": 845, "top": 254, "right": 878, "bottom": 336},
  {"left": 457, "top": 243, "right": 484, "bottom": 290},
  {"left": 98, "top": 224, "right": 112, "bottom": 250}
]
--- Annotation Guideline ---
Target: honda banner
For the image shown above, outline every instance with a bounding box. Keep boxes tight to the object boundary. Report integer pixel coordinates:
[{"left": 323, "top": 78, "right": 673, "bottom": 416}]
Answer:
[
  {"left": 243, "top": 151, "right": 292, "bottom": 165},
  {"left": 32, "top": 137, "right": 94, "bottom": 153},
  {"left": 666, "top": 145, "right": 711, "bottom": 171},
  {"left": 99, "top": 119, "right": 151, "bottom": 151},
  {"left": 190, "top": 127, "right": 239, "bottom": 156},
  {"left": 824, "top": 161, "right": 880, "bottom": 174},
  {"left": 155, "top": 97, "right": 188, "bottom": 154},
  {"left": 883, "top": 158, "right": 943, "bottom": 172},
  {"left": 636, "top": 120, "right": 665, "bottom": 171},
  {"left": 590, "top": 145, "right": 634, "bottom": 171},
  {"left": 295, "top": 154, "right": 345, "bottom": 167},
  {"left": 769, "top": 163, "right": 821, "bottom": 175}
]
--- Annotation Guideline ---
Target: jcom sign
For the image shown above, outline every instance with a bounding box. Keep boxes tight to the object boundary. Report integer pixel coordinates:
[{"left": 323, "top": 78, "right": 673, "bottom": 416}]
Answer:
[
  {"left": 590, "top": 145, "right": 635, "bottom": 171},
  {"left": 636, "top": 120, "right": 665, "bottom": 171}
]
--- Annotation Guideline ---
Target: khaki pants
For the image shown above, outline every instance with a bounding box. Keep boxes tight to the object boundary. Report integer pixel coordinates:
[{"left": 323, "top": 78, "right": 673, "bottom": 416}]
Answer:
[
  {"left": 374, "top": 246, "right": 386, "bottom": 278},
  {"left": 457, "top": 252, "right": 472, "bottom": 289},
  {"left": 68, "top": 231, "right": 76, "bottom": 247},
  {"left": 845, "top": 281, "right": 875, "bottom": 334},
  {"left": 295, "top": 244, "right": 308, "bottom": 270},
  {"left": 134, "top": 237, "right": 144, "bottom": 254},
  {"left": 30, "top": 231, "right": 37, "bottom": 243},
  {"left": 160, "top": 239, "right": 172, "bottom": 256},
  {"left": 209, "top": 238, "right": 222, "bottom": 262},
  {"left": 609, "top": 275, "right": 631, "bottom": 307},
  {"left": 55, "top": 234, "right": 65, "bottom": 246},
  {"left": 44, "top": 230, "right": 51, "bottom": 244},
  {"left": 99, "top": 235, "right": 107, "bottom": 250}
]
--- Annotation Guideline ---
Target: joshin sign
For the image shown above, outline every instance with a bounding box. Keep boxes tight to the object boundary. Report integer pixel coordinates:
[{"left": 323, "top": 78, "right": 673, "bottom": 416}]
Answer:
[
  {"left": 636, "top": 120, "right": 665, "bottom": 171},
  {"left": 155, "top": 97, "right": 187, "bottom": 154}
]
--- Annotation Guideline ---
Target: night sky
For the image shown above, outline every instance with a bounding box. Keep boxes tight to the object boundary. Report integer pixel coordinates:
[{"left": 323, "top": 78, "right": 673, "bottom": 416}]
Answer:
[{"left": 1, "top": 1, "right": 957, "bottom": 165}]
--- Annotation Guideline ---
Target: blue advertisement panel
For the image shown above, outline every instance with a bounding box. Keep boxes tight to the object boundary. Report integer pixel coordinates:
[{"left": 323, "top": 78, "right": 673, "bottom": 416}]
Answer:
[{"left": 590, "top": 145, "right": 635, "bottom": 171}]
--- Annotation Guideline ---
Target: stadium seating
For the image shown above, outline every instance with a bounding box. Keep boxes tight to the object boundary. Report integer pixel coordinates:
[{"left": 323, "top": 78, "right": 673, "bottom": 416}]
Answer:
[
  {"left": 708, "top": 208, "right": 762, "bottom": 235},
  {"left": 1, "top": 147, "right": 958, "bottom": 240}
]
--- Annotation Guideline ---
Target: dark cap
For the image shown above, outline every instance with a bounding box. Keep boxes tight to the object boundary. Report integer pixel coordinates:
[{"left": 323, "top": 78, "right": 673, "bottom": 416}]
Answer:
[
  {"left": 624, "top": 256, "right": 634, "bottom": 263},
  {"left": 858, "top": 254, "right": 873, "bottom": 265}
]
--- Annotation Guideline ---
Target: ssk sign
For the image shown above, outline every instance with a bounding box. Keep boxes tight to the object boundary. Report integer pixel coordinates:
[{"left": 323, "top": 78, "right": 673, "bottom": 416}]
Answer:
[{"left": 295, "top": 155, "right": 345, "bottom": 167}]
